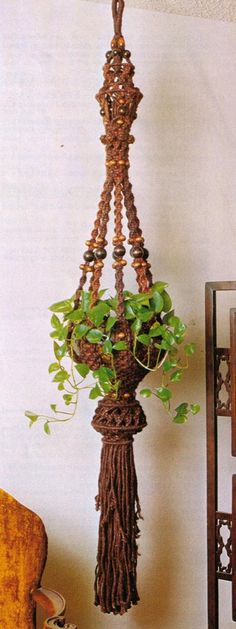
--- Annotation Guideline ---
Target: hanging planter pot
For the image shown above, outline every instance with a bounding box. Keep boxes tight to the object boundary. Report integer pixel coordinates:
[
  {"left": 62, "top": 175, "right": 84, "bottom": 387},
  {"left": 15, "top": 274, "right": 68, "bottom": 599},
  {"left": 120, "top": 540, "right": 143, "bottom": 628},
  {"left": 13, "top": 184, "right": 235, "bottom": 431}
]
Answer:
[{"left": 25, "top": 0, "right": 199, "bottom": 617}]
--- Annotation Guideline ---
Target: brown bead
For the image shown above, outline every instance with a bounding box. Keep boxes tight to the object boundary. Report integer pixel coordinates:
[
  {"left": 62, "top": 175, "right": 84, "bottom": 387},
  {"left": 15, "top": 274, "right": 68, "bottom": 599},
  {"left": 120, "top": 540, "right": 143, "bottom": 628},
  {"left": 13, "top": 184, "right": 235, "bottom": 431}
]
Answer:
[
  {"left": 94, "top": 247, "right": 107, "bottom": 260},
  {"left": 130, "top": 245, "right": 144, "bottom": 259},
  {"left": 94, "top": 261, "right": 104, "bottom": 269},
  {"left": 128, "top": 236, "right": 144, "bottom": 244},
  {"left": 118, "top": 36, "right": 125, "bottom": 48},
  {"left": 132, "top": 260, "right": 142, "bottom": 269},
  {"left": 100, "top": 108, "right": 105, "bottom": 116},
  {"left": 112, "top": 235, "right": 125, "bottom": 243},
  {"left": 96, "top": 237, "right": 107, "bottom": 245},
  {"left": 143, "top": 247, "right": 149, "bottom": 259},
  {"left": 123, "top": 392, "right": 130, "bottom": 398},
  {"left": 85, "top": 239, "right": 95, "bottom": 248},
  {"left": 119, "top": 107, "right": 126, "bottom": 115},
  {"left": 117, "top": 119, "right": 124, "bottom": 125},
  {"left": 117, "top": 332, "right": 125, "bottom": 339},
  {"left": 124, "top": 50, "right": 131, "bottom": 58},
  {"left": 112, "top": 260, "right": 127, "bottom": 269},
  {"left": 80, "top": 264, "right": 93, "bottom": 272},
  {"left": 113, "top": 245, "right": 126, "bottom": 259},
  {"left": 83, "top": 249, "right": 95, "bottom": 262}
]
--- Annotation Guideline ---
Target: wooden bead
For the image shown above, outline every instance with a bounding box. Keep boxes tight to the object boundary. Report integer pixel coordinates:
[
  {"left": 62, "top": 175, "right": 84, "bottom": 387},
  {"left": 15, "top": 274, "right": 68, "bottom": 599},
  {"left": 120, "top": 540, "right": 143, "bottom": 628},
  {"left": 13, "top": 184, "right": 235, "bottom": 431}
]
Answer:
[
  {"left": 112, "top": 259, "right": 127, "bottom": 269},
  {"left": 118, "top": 36, "right": 125, "bottom": 48},
  {"left": 85, "top": 239, "right": 95, "bottom": 248},
  {"left": 117, "top": 332, "right": 125, "bottom": 339},
  {"left": 132, "top": 261, "right": 142, "bottom": 269},
  {"left": 94, "top": 261, "right": 104, "bottom": 269},
  {"left": 112, "top": 235, "right": 126, "bottom": 243},
  {"left": 143, "top": 247, "right": 149, "bottom": 259},
  {"left": 96, "top": 237, "right": 107, "bottom": 245},
  {"left": 123, "top": 393, "right": 130, "bottom": 398},
  {"left": 117, "top": 119, "right": 124, "bottom": 125},
  {"left": 80, "top": 264, "right": 93, "bottom": 272}
]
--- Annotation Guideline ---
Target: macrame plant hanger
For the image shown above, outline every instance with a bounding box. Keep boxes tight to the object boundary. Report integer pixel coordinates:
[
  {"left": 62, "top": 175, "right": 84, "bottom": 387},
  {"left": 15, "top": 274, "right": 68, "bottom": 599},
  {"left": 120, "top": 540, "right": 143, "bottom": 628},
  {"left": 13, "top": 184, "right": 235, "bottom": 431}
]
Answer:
[{"left": 74, "top": 0, "right": 154, "bottom": 615}]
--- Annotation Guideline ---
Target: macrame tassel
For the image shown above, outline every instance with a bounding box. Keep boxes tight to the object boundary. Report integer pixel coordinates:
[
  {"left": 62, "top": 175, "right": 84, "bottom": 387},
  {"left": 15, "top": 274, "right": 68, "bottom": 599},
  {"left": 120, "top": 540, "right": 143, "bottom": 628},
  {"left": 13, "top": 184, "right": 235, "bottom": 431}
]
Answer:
[{"left": 94, "top": 435, "right": 141, "bottom": 615}]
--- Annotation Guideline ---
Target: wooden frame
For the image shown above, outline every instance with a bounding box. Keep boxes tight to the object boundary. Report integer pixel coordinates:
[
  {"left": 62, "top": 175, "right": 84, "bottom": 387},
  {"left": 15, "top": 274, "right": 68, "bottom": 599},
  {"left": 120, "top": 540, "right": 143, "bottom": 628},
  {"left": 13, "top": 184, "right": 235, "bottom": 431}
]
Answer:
[{"left": 206, "top": 282, "right": 236, "bottom": 628}]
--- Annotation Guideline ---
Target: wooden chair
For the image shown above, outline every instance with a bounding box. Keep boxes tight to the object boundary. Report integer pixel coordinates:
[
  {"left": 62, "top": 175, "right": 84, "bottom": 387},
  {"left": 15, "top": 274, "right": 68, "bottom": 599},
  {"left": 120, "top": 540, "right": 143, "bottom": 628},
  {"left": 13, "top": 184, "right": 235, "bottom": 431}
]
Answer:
[{"left": 0, "top": 488, "right": 77, "bottom": 628}]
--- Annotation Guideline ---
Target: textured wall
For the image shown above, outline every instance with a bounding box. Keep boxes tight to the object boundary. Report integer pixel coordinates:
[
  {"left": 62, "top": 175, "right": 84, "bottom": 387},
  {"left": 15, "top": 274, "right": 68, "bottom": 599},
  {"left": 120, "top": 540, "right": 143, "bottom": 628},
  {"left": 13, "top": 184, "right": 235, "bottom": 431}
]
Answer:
[
  {"left": 1, "top": 2, "right": 236, "bottom": 628},
  {"left": 87, "top": 0, "right": 236, "bottom": 22}
]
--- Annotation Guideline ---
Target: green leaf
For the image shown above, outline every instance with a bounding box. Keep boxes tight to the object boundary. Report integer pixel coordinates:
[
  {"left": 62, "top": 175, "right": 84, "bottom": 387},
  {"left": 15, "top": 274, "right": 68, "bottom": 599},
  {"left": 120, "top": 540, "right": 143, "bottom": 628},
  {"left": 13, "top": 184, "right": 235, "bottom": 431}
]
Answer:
[
  {"left": 94, "top": 366, "right": 114, "bottom": 383},
  {"left": 58, "top": 325, "right": 69, "bottom": 341},
  {"left": 75, "top": 363, "right": 90, "bottom": 378},
  {"left": 184, "top": 343, "right": 196, "bottom": 357},
  {"left": 89, "top": 302, "right": 110, "bottom": 327},
  {"left": 81, "top": 291, "right": 91, "bottom": 314},
  {"left": 124, "top": 303, "right": 136, "bottom": 320},
  {"left": 25, "top": 411, "right": 38, "bottom": 421},
  {"left": 50, "top": 404, "right": 57, "bottom": 412},
  {"left": 113, "top": 341, "right": 127, "bottom": 350},
  {"left": 50, "top": 330, "right": 60, "bottom": 339},
  {"left": 162, "top": 359, "right": 177, "bottom": 373},
  {"left": 137, "top": 334, "right": 150, "bottom": 346},
  {"left": 102, "top": 339, "right": 113, "bottom": 354},
  {"left": 170, "top": 370, "right": 183, "bottom": 382},
  {"left": 140, "top": 388, "right": 152, "bottom": 398},
  {"left": 98, "top": 289, "right": 108, "bottom": 298},
  {"left": 136, "top": 307, "right": 152, "bottom": 323},
  {"left": 101, "top": 381, "right": 112, "bottom": 393},
  {"left": 74, "top": 323, "right": 91, "bottom": 340},
  {"left": 149, "top": 323, "right": 161, "bottom": 338},
  {"left": 53, "top": 370, "right": 69, "bottom": 383},
  {"left": 150, "top": 291, "right": 164, "bottom": 314},
  {"left": 89, "top": 384, "right": 102, "bottom": 399},
  {"left": 190, "top": 403, "right": 200, "bottom": 415},
  {"left": 86, "top": 329, "right": 103, "bottom": 343},
  {"left": 51, "top": 314, "right": 62, "bottom": 329},
  {"left": 44, "top": 422, "right": 51, "bottom": 435},
  {"left": 175, "top": 402, "right": 189, "bottom": 414},
  {"left": 152, "top": 281, "right": 168, "bottom": 293},
  {"left": 131, "top": 318, "right": 142, "bottom": 335},
  {"left": 48, "top": 362, "right": 60, "bottom": 373},
  {"left": 63, "top": 394, "right": 73, "bottom": 405},
  {"left": 58, "top": 383, "right": 64, "bottom": 391},
  {"left": 155, "top": 387, "right": 172, "bottom": 402},
  {"left": 53, "top": 341, "right": 67, "bottom": 360},
  {"left": 65, "top": 308, "right": 83, "bottom": 321},
  {"left": 173, "top": 414, "right": 188, "bottom": 424},
  {"left": 162, "top": 290, "right": 172, "bottom": 313},
  {"left": 49, "top": 299, "right": 73, "bottom": 314},
  {"left": 106, "top": 316, "right": 118, "bottom": 332},
  {"left": 163, "top": 309, "right": 175, "bottom": 324}
]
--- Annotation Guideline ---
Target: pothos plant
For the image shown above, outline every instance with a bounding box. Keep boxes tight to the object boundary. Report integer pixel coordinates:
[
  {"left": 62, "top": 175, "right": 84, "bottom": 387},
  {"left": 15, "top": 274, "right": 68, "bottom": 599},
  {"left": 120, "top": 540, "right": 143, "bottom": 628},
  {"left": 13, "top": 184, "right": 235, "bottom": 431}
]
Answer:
[{"left": 25, "top": 280, "right": 199, "bottom": 434}]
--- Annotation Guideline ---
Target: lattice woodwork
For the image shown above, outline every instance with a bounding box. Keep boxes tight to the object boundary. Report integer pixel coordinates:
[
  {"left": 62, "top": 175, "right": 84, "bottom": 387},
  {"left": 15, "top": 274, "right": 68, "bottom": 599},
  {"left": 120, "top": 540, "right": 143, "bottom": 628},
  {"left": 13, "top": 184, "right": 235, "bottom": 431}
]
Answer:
[{"left": 215, "top": 348, "right": 231, "bottom": 416}]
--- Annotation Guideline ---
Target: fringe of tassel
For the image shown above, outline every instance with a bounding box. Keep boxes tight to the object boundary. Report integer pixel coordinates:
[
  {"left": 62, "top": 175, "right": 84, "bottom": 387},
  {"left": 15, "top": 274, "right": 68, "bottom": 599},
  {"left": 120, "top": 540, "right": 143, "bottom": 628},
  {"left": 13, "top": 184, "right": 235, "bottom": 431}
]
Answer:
[{"left": 94, "top": 435, "right": 142, "bottom": 615}]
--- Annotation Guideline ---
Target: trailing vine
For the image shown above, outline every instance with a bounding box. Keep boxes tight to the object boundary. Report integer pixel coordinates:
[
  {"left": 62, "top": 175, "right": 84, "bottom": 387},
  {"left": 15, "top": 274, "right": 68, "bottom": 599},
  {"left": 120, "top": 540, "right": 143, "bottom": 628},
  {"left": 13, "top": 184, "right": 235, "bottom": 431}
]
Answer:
[{"left": 25, "top": 281, "right": 199, "bottom": 433}]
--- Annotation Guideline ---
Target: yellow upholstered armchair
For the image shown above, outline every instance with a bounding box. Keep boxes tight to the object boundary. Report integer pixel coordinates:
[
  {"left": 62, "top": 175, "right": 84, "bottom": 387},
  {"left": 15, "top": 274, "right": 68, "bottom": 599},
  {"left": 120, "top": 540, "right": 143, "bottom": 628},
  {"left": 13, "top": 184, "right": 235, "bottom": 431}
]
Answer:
[{"left": 0, "top": 489, "right": 77, "bottom": 629}]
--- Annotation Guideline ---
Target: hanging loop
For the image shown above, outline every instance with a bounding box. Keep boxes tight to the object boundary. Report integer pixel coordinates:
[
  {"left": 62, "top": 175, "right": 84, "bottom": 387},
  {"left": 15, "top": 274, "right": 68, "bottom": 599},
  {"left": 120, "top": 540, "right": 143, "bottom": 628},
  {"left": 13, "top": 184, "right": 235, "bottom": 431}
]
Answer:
[{"left": 112, "top": 0, "right": 124, "bottom": 36}]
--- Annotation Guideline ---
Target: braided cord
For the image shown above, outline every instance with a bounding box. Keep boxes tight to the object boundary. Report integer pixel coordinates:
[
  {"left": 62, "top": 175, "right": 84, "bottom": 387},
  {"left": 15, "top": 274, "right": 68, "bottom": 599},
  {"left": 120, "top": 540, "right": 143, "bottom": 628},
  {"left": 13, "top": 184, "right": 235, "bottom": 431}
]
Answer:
[{"left": 112, "top": 0, "right": 125, "bottom": 36}]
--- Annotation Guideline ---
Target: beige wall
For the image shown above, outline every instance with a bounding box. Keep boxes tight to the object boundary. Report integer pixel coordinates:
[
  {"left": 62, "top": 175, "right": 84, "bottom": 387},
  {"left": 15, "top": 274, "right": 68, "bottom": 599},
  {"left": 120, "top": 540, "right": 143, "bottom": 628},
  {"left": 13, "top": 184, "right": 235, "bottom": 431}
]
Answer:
[
  {"left": 1, "top": 2, "right": 236, "bottom": 628},
  {"left": 88, "top": 0, "right": 236, "bottom": 22}
]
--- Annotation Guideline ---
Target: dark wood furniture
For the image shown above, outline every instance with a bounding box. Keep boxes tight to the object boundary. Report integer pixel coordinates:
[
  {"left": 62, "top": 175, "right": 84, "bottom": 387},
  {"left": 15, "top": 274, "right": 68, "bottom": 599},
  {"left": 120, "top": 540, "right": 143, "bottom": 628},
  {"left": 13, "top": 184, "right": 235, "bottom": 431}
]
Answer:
[{"left": 206, "top": 281, "right": 236, "bottom": 627}]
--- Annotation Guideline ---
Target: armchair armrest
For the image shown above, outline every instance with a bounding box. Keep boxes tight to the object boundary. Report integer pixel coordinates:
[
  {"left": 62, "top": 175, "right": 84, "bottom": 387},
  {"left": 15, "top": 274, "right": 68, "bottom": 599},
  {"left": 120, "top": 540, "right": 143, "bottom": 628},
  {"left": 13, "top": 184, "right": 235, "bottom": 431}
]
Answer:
[{"left": 32, "top": 586, "right": 77, "bottom": 629}]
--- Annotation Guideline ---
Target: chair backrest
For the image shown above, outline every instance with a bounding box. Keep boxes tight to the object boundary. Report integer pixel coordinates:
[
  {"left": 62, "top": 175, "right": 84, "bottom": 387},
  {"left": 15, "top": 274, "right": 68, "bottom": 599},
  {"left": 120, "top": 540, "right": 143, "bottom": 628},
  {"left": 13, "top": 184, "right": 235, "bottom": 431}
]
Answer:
[{"left": 0, "top": 488, "right": 47, "bottom": 629}]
